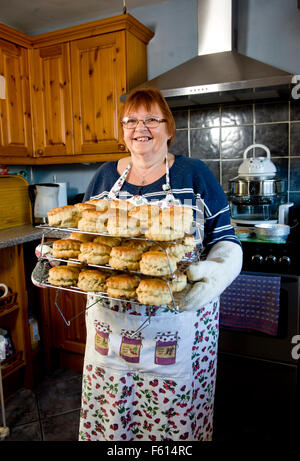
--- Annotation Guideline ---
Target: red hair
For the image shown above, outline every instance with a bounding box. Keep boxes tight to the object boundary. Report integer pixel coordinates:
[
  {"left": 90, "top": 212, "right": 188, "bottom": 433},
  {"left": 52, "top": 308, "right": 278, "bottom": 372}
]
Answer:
[{"left": 120, "top": 87, "right": 176, "bottom": 147}]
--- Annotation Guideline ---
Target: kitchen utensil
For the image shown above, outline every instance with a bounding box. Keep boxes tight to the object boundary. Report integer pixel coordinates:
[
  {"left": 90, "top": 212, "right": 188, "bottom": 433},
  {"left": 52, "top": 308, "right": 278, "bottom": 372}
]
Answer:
[
  {"left": 28, "top": 184, "right": 59, "bottom": 224},
  {"left": 254, "top": 223, "right": 290, "bottom": 241},
  {"left": 229, "top": 144, "right": 291, "bottom": 224}
]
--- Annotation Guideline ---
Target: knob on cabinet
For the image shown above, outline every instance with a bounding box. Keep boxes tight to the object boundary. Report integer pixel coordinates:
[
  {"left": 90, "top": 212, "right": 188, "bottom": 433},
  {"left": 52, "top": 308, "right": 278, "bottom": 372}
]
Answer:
[
  {"left": 251, "top": 254, "right": 263, "bottom": 264},
  {"left": 265, "top": 255, "right": 277, "bottom": 264}
]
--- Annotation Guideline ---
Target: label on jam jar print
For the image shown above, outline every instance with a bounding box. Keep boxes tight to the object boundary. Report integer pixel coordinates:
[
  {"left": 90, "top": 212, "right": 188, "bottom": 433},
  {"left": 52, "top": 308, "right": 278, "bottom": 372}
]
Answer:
[
  {"left": 154, "top": 331, "right": 180, "bottom": 365},
  {"left": 94, "top": 321, "right": 112, "bottom": 356},
  {"left": 120, "top": 329, "right": 143, "bottom": 363}
]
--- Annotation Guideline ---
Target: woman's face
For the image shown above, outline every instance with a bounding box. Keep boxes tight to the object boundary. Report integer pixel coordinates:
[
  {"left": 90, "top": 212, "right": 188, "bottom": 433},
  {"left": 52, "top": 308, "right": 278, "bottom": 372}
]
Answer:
[{"left": 122, "top": 103, "right": 170, "bottom": 160}]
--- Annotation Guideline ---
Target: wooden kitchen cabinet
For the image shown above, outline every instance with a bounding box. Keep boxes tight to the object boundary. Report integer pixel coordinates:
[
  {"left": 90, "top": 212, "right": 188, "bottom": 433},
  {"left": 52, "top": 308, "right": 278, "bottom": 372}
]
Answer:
[
  {"left": 0, "top": 39, "right": 33, "bottom": 158},
  {"left": 30, "top": 43, "right": 74, "bottom": 158},
  {"left": 0, "top": 14, "right": 153, "bottom": 164},
  {"left": 71, "top": 32, "right": 126, "bottom": 156},
  {"left": 0, "top": 245, "right": 33, "bottom": 396},
  {"left": 40, "top": 286, "right": 86, "bottom": 372}
]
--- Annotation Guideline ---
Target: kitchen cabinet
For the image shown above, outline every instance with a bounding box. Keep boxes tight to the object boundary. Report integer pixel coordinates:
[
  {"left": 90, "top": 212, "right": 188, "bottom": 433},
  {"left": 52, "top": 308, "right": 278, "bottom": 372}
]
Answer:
[
  {"left": 0, "top": 39, "right": 33, "bottom": 158},
  {"left": 40, "top": 286, "right": 86, "bottom": 372},
  {"left": 31, "top": 44, "right": 73, "bottom": 158},
  {"left": 71, "top": 32, "right": 126, "bottom": 156},
  {"left": 0, "top": 14, "right": 153, "bottom": 165},
  {"left": 0, "top": 245, "right": 33, "bottom": 396}
]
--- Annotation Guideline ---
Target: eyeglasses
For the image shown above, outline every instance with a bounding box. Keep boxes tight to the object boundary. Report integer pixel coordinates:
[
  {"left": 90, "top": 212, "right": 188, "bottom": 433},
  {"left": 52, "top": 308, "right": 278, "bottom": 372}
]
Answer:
[{"left": 121, "top": 117, "right": 167, "bottom": 129}]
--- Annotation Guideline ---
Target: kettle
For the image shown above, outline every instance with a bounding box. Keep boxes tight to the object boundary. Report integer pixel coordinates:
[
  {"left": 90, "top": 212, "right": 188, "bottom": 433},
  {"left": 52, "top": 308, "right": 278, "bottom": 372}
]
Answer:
[
  {"left": 238, "top": 144, "right": 277, "bottom": 178},
  {"left": 28, "top": 183, "right": 59, "bottom": 224}
]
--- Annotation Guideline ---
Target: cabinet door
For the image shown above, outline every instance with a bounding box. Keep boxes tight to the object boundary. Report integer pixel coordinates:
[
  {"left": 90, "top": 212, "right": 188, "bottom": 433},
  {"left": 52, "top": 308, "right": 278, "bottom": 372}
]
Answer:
[
  {"left": 71, "top": 32, "right": 127, "bottom": 155},
  {"left": 31, "top": 44, "right": 74, "bottom": 157},
  {"left": 48, "top": 288, "right": 86, "bottom": 355},
  {"left": 0, "top": 40, "right": 33, "bottom": 157}
]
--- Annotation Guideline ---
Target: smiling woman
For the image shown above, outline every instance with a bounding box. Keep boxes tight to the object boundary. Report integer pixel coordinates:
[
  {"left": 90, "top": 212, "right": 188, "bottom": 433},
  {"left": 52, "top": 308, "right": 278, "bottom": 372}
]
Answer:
[{"left": 79, "top": 87, "right": 242, "bottom": 442}]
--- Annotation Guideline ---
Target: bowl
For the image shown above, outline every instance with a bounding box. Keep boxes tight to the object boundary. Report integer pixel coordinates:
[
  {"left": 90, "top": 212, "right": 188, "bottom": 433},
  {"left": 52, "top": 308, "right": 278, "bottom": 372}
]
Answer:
[{"left": 254, "top": 223, "right": 290, "bottom": 241}]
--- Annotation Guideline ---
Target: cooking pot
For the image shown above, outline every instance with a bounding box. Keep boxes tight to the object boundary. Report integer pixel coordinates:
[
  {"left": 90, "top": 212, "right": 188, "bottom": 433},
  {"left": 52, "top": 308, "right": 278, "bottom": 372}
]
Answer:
[
  {"left": 238, "top": 144, "right": 276, "bottom": 178},
  {"left": 254, "top": 223, "right": 290, "bottom": 241}
]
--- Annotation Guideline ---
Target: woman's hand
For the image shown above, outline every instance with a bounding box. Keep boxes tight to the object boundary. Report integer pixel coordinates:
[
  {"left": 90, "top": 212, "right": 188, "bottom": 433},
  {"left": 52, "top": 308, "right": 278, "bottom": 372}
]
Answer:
[{"left": 180, "top": 241, "right": 243, "bottom": 311}]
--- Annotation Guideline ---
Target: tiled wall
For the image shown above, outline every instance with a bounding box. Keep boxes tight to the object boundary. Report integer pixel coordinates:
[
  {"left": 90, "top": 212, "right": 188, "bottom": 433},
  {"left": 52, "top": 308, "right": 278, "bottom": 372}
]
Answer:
[{"left": 170, "top": 100, "right": 300, "bottom": 216}]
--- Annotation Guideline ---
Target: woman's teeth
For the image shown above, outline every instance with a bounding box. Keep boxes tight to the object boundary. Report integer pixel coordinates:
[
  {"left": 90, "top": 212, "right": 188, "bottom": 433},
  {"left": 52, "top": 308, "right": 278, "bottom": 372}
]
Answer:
[{"left": 134, "top": 136, "right": 151, "bottom": 141}]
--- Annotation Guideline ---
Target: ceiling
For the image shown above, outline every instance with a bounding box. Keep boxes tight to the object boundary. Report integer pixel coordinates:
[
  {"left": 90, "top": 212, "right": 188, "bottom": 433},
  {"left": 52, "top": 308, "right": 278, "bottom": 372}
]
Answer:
[{"left": 0, "top": 0, "right": 167, "bottom": 36}]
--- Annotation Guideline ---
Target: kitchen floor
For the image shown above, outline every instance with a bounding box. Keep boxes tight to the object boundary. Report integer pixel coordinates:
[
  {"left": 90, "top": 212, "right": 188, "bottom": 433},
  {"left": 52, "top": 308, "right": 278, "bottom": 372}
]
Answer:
[{"left": 1, "top": 368, "right": 82, "bottom": 442}]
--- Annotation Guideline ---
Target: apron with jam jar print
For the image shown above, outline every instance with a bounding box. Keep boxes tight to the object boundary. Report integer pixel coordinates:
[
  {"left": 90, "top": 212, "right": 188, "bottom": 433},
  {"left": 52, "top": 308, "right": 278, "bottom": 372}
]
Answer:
[{"left": 79, "top": 156, "right": 220, "bottom": 441}]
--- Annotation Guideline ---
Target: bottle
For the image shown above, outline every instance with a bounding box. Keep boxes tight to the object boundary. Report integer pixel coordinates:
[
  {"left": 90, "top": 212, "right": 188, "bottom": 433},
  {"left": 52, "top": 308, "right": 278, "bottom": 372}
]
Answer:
[{"left": 28, "top": 310, "right": 40, "bottom": 350}]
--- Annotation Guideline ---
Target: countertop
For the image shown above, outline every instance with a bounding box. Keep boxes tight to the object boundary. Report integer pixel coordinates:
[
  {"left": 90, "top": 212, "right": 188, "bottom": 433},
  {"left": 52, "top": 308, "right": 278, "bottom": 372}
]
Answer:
[{"left": 0, "top": 224, "right": 68, "bottom": 249}]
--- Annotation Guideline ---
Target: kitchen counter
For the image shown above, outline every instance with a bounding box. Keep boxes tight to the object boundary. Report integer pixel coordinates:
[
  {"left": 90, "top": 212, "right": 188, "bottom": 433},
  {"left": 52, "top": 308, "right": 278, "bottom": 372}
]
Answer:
[{"left": 0, "top": 224, "right": 68, "bottom": 249}]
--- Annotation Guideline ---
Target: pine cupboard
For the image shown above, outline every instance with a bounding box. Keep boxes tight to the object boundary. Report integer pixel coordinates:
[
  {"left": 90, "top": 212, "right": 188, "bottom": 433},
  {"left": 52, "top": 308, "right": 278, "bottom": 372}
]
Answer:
[
  {"left": 0, "top": 14, "right": 153, "bottom": 164},
  {"left": 0, "top": 39, "right": 33, "bottom": 158}
]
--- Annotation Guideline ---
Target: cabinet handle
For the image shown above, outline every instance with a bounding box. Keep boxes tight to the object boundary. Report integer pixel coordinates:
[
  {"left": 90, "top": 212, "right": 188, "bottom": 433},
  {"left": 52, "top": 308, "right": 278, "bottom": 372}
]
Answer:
[
  {"left": 36, "top": 149, "right": 44, "bottom": 155},
  {"left": 118, "top": 144, "right": 125, "bottom": 151}
]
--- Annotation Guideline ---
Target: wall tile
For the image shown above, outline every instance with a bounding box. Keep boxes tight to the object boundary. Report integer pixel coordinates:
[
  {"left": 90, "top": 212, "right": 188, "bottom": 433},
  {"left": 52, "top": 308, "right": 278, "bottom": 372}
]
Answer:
[
  {"left": 202, "top": 159, "right": 220, "bottom": 183},
  {"left": 169, "top": 129, "right": 189, "bottom": 156},
  {"left": 290, "top": 122, "right": 300, "bottom": 156},
  {"left": 221, "top": 126, "right": 253, "bottom": 159},
  {"left": 190, "top": 127, "right": 219, "bottom": 159},
  {"left": 290, "top": 157, "right": 300, "bottom": 190},
  {"left": 255, "top": 102, "right": 288, "bottom": 123},
  {"left": 271, "top": 157, "right": 289, "bottom": 182},
  {"left": 221, "top": 104, "right": 253, "bottom": 126},
  {"left": 190, "top": 107, "right": 220, "bottom": 128},
  {"left": 172, "top": 109, "right": 189, "bottom": 129},
  {"left": 255, "top": 123, "right": 288, "bottom": 155},
  {"left": 290, "top": 101, "right": 300, "bottom": 121},
  {"left": 221, "top": 159, "right": 242, "bottom": 193}
]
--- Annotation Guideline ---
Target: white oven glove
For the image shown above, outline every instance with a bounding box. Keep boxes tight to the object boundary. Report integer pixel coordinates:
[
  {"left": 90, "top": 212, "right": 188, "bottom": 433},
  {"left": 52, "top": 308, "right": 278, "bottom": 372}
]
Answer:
[{"left": 181, "top": 240, "right": 243, "bottom": 311}]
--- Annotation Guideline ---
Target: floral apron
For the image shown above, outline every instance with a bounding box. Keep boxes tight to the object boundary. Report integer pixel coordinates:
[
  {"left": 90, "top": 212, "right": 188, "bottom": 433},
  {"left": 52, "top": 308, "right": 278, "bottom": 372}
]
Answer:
[{"left": 79, "top": 156, "right": 219, "bottom": 442}]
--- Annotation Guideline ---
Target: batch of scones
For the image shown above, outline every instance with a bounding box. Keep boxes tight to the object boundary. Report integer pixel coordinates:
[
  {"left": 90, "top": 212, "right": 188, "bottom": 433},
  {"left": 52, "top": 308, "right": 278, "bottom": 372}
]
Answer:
[{"left": 47, "top": 199, "right": 196, "bottom": 305}]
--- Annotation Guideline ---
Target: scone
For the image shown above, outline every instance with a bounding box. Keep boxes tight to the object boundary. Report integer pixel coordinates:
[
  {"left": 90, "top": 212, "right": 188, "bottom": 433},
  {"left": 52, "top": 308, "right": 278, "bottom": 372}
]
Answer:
[
  {"left": 182, "top": 235, "right": 196, "bottom": 254},
  {"left": 139, "top": 251, "right": 177, "bottom": 276},
  {"left": 170, "top": 273, "right": 187, "bottom": 292},
  {"left": 77, "top": 269, "right": 108, "bottom": 292},
  {"left": 122, "top": 238, "right": 153, "bottom": 252},
  {"left": 85, "top": 199, "right": 109, "bottom": 211},
  {"left": 74, "top": 202, "right": 96, "bottom": 218},
  {"left": 109, "top": 245, "right": 143, "bottom": 271},
  {"left": 145, "top": 206, "right": 194, "bottom": 241},
  {"left": 128, "top": 204, "right": 160, "bottom": 233},
  {"left": 48, "top": 205, "right": 79, "bottom": 228},
  {"left": 78, "top": 242, "right": 111, "bottom": 265},
  {"left": 136, "top": 278, "right": 172, "bottom": 306},
  {"left": 78, "top": 209, "right": 108, "bottom": 233},
  {"left": 106, "top": 273, "right": 141, "bottom": 299},
  {"left": 109, "top": 199, "right": 135, "bottom": 212},
  {"left": 48, "top": 265, "right": 80, "bottom": 287},
  {"left": 151, "top": 242, "right": 186, "bottom": 262},
  {"left": 69, "top": 232, "right": 94, "bottom": 243},
  {"left": 52, "top": 238, "right": 81, "bottom": 259},
  {"left": 107, "top": 209, "right": 140, "bottom": 237},
  {"left": 92, "top": 235, "right": 122, "bottom": 247}
]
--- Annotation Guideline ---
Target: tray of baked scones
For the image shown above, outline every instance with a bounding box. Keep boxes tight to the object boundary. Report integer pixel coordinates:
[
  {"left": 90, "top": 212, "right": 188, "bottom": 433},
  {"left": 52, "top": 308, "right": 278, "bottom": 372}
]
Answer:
[{"left": 34, "top": 198, "right": 202, "bottom": 311}]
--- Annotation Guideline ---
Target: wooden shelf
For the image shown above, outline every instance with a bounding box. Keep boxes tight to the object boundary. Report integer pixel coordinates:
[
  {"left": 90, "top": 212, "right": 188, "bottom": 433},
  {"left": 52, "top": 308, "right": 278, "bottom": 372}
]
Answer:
[{"left": 1, "top": 350, "right": 24, "bottom": 378}]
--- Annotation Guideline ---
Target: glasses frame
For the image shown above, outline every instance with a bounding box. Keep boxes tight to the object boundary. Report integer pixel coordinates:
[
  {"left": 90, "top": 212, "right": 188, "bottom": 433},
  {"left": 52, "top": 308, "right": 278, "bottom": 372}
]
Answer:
[{"left": 121, "top": 116, "right": 167, "bottom": 129}]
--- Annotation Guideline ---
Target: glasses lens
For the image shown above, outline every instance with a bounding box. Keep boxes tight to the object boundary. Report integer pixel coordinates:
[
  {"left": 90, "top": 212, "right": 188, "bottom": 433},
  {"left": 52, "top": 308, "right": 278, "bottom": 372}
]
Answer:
[
  {"left": 122, "top": 118, "right": 138, "bottom": 128},
  {"left": 144, "top": 117, "right": 160, "bottom": 128}
]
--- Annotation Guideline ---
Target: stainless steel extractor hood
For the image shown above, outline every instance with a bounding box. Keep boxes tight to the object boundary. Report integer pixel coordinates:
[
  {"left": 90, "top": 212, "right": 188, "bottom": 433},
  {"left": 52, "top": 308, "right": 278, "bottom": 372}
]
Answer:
[{"left": 123, "top": 0, "right": 294, "bottom": 107}]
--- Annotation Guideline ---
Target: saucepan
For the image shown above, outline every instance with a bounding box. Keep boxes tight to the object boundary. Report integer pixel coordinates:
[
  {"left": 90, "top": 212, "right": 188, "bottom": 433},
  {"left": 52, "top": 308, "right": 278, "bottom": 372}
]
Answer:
[{"left": 254, "top": 223, "right": 290, "bottom": 241}]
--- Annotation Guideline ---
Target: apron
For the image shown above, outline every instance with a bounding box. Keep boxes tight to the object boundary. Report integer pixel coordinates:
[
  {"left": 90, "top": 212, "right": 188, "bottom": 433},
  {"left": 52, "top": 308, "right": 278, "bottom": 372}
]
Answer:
[{"left": 79, "top": 156, "right": 220, "bottom": 442}]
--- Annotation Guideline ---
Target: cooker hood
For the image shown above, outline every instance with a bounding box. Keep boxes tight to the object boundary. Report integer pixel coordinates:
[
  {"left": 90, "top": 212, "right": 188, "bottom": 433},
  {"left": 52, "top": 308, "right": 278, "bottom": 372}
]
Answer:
[{"left": 124, "top": 0, "right": 293, "bottom": 107}]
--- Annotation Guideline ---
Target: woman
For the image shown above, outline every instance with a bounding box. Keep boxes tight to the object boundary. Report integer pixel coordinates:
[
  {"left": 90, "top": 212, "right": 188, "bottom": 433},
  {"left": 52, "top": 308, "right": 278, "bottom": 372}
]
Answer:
[{"left": 79, "top": 88, "right": 242, "bottom": 441}]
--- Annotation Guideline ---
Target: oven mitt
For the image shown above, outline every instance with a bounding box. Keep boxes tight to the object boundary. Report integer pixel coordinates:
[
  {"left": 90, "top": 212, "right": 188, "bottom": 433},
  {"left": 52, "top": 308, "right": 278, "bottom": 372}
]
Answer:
[{"left": 180, "top": 240, "right": 243, "bottom": 311}]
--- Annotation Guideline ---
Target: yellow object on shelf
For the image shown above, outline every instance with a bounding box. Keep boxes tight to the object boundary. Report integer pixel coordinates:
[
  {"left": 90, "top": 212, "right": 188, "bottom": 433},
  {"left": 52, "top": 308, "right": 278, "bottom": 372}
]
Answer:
[{"left": 0, "top": 175, "right": 32, "bottom": 230}]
